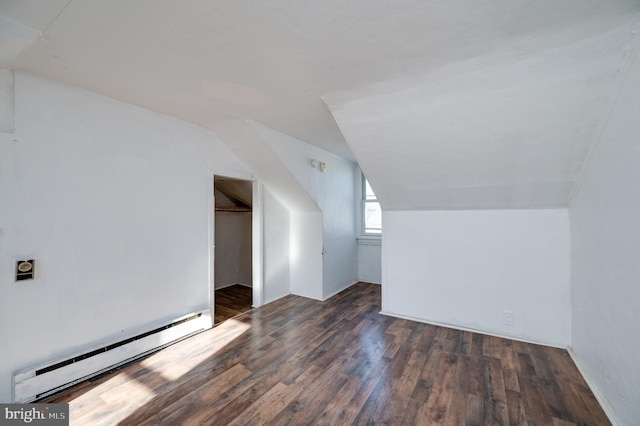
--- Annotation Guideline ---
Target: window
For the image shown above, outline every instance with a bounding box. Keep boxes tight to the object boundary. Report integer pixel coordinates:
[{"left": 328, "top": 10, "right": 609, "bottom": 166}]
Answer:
[
  {"left": 355, "top": 171, "right": 382, "bottom": 242},
  {"left": 363, "top": 177, "right": 381, "bottom": 235}
]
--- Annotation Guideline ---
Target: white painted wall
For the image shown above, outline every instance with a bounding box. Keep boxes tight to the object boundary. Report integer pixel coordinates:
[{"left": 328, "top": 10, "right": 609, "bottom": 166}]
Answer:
[
  {"left": 262, "top": 188, "right": 289, "bottom": 304},
  {"left": 252, "top": 122, "right": 358, "bottom": 299},
  {"left": 0, "top": 69, "right": 14, "bottom": 133},
  {"left": 289, "top": 212, "right": 324, "bottom": 300},
  {"left": 357, "top": 243, "right": 381, "bottom": 284},
  {"left": 0, "top": 72, "right": 252, "bottom": 402},
  {"left": 214, "top": 211, "right": 252, "bottom": 289},
  {"left": 569, "top": 43, "right": 640, "bottom": 426},
  {"left": 382, "top": 209, "right": 572, "bottom": 346}
]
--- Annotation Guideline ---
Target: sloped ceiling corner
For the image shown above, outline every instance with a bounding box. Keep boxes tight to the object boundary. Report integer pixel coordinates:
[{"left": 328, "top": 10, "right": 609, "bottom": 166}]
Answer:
[
  {"left": 0, "top": 16, "right": 40, "bottom": 67},
  {"left": 0, "top": 0, "right": 69, "bottom": 67}
]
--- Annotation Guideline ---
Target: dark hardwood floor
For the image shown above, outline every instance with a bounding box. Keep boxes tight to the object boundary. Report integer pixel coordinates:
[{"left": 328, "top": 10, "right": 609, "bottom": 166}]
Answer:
[
  {"left": 45, "top": 282, "right": 609, "bottom": 425},
  {"left": 214, "top": 284, "right": 253, "bottom": 324}
]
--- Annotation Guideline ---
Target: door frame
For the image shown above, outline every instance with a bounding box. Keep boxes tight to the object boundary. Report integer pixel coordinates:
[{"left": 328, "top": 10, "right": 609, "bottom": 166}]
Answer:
[{"left": 209, "top": 174, "right": 263, "bottom": 325}]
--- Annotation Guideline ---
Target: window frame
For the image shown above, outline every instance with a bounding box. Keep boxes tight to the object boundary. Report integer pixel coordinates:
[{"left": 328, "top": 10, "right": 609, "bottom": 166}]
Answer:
[{"left": 356, "top": 172, "right": 382, "bottom": 244}]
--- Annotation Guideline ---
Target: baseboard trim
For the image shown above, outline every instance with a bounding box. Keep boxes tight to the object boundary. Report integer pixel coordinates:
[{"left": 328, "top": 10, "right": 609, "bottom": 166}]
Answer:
[
  {"left": 379, "top": 310, "right": 568, "bottom": 349},
  {"left": 567, "top": 348, "right": 621, "bottom": 426},
  {"left": 322, "top": 281, "right": 359, "bottom": 301}
]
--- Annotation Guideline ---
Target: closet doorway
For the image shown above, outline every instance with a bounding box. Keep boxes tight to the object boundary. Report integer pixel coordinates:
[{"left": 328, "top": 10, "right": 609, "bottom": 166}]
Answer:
[{"left": 214, "top": 176, "right": 253, "bottom": 324}]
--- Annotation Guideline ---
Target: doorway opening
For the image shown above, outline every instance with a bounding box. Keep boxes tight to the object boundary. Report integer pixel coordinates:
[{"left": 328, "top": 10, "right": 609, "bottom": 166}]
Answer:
[{"left": 214, "top": 176, "right": 254, "bottom": 324}]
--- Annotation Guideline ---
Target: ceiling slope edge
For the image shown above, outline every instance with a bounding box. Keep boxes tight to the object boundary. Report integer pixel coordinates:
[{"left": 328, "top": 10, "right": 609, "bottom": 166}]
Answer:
[{"left": 210, "top": 118, "right": 320, "bottom": 214}]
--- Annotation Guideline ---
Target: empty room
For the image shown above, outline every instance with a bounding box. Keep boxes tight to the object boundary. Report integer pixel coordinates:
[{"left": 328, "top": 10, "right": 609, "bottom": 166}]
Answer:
[{"left": 1, "top": 1, "right": 639, "bottom": 424}]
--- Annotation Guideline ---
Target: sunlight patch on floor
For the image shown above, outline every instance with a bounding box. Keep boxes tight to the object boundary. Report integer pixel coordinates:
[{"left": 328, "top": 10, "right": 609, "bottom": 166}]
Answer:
[{"left": 61, "top": 319, "right": 253, "bottom": 425}]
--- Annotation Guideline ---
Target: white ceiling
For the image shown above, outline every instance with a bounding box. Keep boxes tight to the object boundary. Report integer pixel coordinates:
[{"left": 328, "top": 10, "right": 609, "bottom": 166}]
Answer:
[{"left": 1, "top": 0, "right": 639, "bottom": 209}]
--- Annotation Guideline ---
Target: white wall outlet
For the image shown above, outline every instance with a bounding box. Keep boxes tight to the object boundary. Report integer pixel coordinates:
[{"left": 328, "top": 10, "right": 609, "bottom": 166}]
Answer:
[{"left": 503, "top": 310, "right": 514, "bottom": 326}]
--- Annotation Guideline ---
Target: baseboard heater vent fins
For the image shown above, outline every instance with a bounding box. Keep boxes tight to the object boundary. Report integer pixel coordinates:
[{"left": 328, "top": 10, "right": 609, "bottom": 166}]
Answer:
[{"left": 13, "top": 309, "right": 212, "bottom": 403}]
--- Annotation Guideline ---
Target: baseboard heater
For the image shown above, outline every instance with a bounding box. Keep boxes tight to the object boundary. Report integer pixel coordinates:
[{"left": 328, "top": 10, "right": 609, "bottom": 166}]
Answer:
[{"left": 13, "top": 309, "right": 212, "bottom": 403}]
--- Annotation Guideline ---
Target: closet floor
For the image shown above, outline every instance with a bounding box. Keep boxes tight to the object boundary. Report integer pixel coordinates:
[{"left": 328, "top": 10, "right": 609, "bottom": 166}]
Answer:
[{"left": 214, "top": 284, "right": 252, "bottom": 324}]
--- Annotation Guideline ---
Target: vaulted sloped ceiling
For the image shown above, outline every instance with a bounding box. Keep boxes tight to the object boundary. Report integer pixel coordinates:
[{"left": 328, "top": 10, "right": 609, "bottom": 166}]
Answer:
[
  {"left": 324, "top": 11, "right": 640, "bottom": 209},
  {"left": 1, "top": 1, "right": 639, "bottom": 209}
]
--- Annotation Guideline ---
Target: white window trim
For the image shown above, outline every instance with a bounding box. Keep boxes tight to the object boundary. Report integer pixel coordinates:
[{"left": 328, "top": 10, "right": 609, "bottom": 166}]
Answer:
[{"left": 356, "top": 171, "right": 381, "bottom": 245}]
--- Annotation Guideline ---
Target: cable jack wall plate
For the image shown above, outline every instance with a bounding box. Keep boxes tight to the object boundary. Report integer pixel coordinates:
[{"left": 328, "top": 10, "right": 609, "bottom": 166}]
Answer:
[{"left": 16, "top": 259, "right": 35, "bottom": 281}]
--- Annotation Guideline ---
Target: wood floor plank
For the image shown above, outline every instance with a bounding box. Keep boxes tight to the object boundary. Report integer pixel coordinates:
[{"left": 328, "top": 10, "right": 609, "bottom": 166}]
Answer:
[
  {"left": 467, "top": 354, "right": 485, "bottom": 397},
  {"left": 396, "top": 347, "right": 428, "bottom": 397},
  {"left": 466, "top": 393, "right": 484, "bottom": 426},
  {"left": 506, "top": 389, "right": 528, "bottom": 426},
  {"left": 208, "top": 364, "right": 290, "bottom": 421},
  {"left": 43, "top": 282, "right": 611, "bottom": 425},
  {"left": 517, "top": 352, "right": 555, "bottom": 424},
  {"left": 460, "top": 330, "right": 474, "bottom": 356},
  {"left": 353, "top": 374, "right": 397, "bottom": 424},
  {"left": 414, "top": 323, "right": 438, "bottom": 354},
  {"left": 421, "top": 352, "right": 459, "bottom": 424},
  {"left": 203, "top": 365, "right": 302, "bottom": 426},
  {"left": 498, "top": 338, "right": 521, "bottom": 393},
  {"left": 448, "top": 354, "right": 470, "bottom": 425},
  {"left": 270, "top": 361, "right": 353, "bottom": 425},
  {"left": 330, "top": 361, "right": 389, "bottom": 425},
  {"left": 285, "top": 374, "right": 352, "bottom": 425},
  {"left": 410, "top": 341, "right": 444, "bottom": 403},
  {"left": 483, "top": 356, "right": 510, "bottom": 425},
  {"left": 529, "top": 345, "right": 575, "bottom": 422},
  {"left": 136, "top": 364, "right": 252, "bottom": 426},
  {"left": 312, "top": 377, "right": 361, "bottom": 425},
  {"left": 214, "top": 284, "right": 252, "bottom": 324},
  {"left": 226, "top": 382, "right": 296, "bottom": 426},
  {"left": 545, "top": 348, "right": 611, "bottom": 425},
  {"left": 471, "top": 332, "right": 484, "bottom": 358}
]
